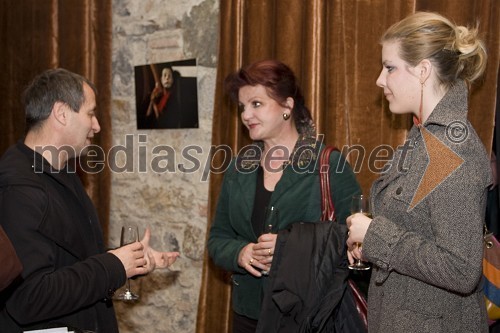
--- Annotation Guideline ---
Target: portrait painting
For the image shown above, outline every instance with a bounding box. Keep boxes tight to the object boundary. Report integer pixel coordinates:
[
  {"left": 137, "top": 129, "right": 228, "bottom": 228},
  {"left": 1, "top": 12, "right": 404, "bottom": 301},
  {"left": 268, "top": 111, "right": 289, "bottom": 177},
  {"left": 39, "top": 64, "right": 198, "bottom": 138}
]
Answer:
[{"left": 135, "top": 58, "right": 199, "bottom": 129}]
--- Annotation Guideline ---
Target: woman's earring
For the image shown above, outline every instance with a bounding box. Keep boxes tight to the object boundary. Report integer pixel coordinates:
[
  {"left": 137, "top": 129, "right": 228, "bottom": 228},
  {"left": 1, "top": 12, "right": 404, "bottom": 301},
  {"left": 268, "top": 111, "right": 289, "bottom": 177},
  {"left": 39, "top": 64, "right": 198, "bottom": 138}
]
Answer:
[{"left": 283, "top": 113, "right": 290, "bottom": 121}]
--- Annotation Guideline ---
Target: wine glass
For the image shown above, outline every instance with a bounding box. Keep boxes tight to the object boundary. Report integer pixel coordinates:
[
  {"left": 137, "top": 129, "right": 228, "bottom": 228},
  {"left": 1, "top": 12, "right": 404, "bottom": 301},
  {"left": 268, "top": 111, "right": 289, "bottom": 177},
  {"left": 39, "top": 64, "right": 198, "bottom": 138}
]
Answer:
[
  {"left": 349, "top": 195, "right": 371, "bottom": 271},
  {"left": 115, "top": 225, "right": 140, "bottom": 301},
  {"left": 261, "top": 206, "right": 278, "bottom": 275}
]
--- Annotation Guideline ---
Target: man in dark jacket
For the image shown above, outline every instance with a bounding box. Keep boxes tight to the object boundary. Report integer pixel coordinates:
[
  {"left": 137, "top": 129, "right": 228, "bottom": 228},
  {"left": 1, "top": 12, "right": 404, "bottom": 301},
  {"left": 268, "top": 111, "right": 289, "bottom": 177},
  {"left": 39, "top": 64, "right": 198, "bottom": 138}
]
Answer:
[{"left": 0, "top": 68, "right": 178, "bottom": 332}]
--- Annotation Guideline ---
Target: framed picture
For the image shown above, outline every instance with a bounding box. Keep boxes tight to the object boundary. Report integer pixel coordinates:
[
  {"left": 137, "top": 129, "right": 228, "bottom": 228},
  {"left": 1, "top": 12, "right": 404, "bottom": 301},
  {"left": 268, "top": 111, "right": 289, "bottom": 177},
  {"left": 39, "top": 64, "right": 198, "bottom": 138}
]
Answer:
[{"left": 135, "top": 58, "right": 199, "bottom": 129}]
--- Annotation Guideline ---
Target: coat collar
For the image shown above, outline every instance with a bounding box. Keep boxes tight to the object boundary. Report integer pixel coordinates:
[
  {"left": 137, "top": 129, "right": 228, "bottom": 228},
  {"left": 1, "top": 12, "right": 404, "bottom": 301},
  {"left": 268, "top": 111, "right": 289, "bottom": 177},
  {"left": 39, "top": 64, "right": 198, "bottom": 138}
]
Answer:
[
  {"left": 422, "top": 80, "right": 469, "bottom": 127},
  {"left": 234, "top": 134, "right": 322, "bottom": 200},
  {"left": 235, "top": 133, "right": 321, "bottom": 172},
  {"left": 231, "top": 135, "right": 323, "bottom": 239},
  {"left": 372, "top": 80, "right": 470, "bottom": 197}
]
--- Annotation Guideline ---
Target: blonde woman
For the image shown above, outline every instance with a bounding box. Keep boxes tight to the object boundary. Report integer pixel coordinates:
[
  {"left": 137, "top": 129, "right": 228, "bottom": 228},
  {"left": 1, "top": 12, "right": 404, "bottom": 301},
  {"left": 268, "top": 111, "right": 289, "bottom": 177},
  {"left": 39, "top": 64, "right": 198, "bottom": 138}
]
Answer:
[{"left": 347, "top": 12, "right": 491, "bottom": 332}]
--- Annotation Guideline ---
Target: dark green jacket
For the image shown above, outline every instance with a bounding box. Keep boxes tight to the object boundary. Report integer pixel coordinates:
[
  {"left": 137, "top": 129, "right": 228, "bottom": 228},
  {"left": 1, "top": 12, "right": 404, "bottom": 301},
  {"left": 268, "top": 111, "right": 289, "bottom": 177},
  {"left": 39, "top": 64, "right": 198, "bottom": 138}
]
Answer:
[{"left": 208, "top": 144, "right": 361, "bottom": 319}]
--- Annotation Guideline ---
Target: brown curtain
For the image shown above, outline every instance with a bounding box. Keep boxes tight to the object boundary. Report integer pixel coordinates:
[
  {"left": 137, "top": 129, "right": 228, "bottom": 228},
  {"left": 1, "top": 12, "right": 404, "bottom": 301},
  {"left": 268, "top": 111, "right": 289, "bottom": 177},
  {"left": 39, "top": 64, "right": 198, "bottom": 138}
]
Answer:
[
  {"left": 0, "top": 0, "right": 113, "bottom": 239},
  {"left": 196, "top": 0, "right": 500, "bottom": 332}
]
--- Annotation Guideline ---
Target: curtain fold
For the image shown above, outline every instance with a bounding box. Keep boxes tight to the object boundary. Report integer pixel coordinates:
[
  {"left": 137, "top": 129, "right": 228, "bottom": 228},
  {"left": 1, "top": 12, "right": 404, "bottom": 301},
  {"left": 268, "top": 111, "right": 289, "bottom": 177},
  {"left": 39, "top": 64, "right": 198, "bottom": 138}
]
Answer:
[
  {"left": 196, "top": 0, "right": 499, "bottom": 332},
  {"left": 0, "top": 0, "right": 113, "bottom": 239}
]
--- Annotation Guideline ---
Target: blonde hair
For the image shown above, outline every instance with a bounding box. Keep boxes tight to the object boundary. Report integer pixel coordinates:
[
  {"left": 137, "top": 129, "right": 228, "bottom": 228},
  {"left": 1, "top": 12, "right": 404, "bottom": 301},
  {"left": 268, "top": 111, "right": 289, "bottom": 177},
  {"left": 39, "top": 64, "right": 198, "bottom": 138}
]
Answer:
[{"left": 381, "top": 12, "right": 487, "bottom": 87}]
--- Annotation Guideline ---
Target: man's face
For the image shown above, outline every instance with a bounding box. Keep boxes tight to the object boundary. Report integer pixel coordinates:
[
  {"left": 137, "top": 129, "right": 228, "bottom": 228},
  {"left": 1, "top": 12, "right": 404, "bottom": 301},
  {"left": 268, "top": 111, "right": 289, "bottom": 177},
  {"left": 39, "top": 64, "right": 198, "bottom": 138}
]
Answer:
[{"left": 66, "top": 83, "right": 101, "bottom": 157}]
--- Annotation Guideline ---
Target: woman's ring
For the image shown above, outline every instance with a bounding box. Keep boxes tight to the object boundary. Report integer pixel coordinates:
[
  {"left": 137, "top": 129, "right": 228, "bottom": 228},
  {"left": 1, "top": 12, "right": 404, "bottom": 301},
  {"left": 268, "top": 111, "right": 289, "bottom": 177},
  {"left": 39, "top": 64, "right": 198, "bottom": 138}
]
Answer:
[
  {"left": 249, "top": 258, "right": 254, "bottom": 265},
  {"left": 268, "top": 249, "right": 272, "bottom": 256}
]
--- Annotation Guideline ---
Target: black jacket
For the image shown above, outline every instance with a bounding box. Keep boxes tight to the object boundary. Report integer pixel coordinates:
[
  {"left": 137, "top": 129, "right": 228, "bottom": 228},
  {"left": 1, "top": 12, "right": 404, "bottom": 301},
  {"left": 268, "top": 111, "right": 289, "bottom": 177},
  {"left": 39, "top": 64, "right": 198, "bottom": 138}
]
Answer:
[
  {"left": 257, "top": 220, "right": 367, "bottom": 332},
  {"left": 0, "top": 142, "right": 125, "bottom": 332},
  {"left": 256, "top": 220, "right": 346, "bottom": 332}
]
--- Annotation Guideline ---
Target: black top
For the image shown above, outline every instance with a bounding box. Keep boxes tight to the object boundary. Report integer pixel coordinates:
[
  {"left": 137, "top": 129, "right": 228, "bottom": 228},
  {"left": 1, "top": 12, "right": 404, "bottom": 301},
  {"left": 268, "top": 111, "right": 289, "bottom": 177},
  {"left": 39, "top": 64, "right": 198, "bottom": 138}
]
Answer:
[{"left": 251, "top": 166, "right": 273, "bottom": 237}]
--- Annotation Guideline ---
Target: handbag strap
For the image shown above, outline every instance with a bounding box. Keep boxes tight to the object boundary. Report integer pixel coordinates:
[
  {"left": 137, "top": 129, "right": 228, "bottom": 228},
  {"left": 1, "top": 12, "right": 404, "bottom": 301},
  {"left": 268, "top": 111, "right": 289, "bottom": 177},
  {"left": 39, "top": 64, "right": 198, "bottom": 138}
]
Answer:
[{"left": 320, "top": 146, "right": 337, "bottom": 221}]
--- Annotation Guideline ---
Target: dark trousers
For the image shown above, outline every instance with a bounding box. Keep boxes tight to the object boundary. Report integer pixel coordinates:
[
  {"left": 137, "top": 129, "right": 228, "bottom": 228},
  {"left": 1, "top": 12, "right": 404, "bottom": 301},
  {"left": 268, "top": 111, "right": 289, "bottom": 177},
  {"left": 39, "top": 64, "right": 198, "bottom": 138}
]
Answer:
[{"left": 232, "top": 311, "right": 257, "bottom": 333}]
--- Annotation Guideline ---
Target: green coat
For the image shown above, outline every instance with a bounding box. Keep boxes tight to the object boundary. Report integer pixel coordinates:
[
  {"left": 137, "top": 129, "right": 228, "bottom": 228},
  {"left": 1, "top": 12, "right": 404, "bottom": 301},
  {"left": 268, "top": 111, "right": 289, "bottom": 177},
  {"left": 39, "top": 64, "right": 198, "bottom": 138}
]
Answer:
[{"left": 207, "top": 144, "right": 361, "bottom": 319}]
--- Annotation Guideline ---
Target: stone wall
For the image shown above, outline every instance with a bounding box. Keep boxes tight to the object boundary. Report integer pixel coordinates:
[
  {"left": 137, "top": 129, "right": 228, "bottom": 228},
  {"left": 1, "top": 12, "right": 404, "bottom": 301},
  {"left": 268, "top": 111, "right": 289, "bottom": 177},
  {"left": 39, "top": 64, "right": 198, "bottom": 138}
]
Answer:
[{"left": 110, "top": 0, "right": 219, "bottom": 332}]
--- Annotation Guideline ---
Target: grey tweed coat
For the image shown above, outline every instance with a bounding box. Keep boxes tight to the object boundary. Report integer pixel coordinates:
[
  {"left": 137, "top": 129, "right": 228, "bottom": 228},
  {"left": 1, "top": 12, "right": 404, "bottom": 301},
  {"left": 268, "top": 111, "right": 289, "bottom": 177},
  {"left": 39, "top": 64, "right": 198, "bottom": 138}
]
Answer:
[{"left": 363, "top": 81, "right": 492, "bottom": 333}]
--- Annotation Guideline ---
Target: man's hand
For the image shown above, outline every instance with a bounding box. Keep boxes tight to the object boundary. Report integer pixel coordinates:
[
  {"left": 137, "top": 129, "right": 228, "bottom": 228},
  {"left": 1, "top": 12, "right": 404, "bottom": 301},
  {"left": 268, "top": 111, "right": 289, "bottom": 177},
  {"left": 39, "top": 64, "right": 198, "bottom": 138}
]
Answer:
[
  {"left": 140, "top": 227, "right": 180, "bottom": 273},
  {"left": 108, "top": 242, "right": 148, "bottom": 278}
]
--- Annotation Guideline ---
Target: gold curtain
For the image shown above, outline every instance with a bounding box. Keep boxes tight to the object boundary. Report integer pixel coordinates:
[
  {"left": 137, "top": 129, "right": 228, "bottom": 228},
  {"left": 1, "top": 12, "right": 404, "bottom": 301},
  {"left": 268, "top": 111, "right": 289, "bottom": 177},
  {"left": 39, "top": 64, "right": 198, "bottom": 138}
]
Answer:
[
  {"left": 0, "top": 0, "right": 113, "bottom": 239},
  {"left": 196, "top": 0, "right": 500, "bottom": 332}
]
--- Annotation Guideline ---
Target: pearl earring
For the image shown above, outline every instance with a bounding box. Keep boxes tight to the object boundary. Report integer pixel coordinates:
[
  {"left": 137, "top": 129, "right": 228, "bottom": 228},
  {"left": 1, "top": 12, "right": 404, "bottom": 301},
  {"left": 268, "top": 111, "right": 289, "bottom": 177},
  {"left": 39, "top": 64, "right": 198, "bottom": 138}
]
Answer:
[{"left": 283, "top": 113, "right": 290, "bottom": 120}]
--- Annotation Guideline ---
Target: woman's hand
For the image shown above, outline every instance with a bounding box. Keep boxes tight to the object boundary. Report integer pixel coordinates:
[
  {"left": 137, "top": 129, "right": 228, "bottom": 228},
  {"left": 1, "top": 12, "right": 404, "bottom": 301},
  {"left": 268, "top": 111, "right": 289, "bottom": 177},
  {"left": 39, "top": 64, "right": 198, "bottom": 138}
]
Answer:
[
  {"left": 254, "top": 233, "right": 277, "bottom": 272},
  {"left": 150, "top": 83, "right": 163, "bottom": 101},
  {"left": 237, "top": 232, "right": 277, "bottom": 277},
  {"left": 238, "top": 243, "right": 264, "bottom": 277},
  {"left": 346, "top": 213, "right": 372, "bottom": 263}
]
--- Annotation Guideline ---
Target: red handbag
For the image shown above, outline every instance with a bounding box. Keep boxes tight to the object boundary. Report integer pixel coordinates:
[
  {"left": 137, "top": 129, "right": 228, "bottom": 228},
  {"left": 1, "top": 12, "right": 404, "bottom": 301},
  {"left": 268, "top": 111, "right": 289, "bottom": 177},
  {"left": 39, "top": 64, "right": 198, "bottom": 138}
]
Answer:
[{"left": 320, "top": 146, "right": 368, "bottom": 330}]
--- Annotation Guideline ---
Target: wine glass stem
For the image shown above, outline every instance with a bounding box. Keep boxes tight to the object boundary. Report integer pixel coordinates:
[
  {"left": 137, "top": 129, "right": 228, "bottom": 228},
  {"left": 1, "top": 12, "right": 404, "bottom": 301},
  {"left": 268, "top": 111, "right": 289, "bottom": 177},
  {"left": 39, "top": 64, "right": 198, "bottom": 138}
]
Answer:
[{"left": 126, "top": 278, "right": 132, "bottom": 292}]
